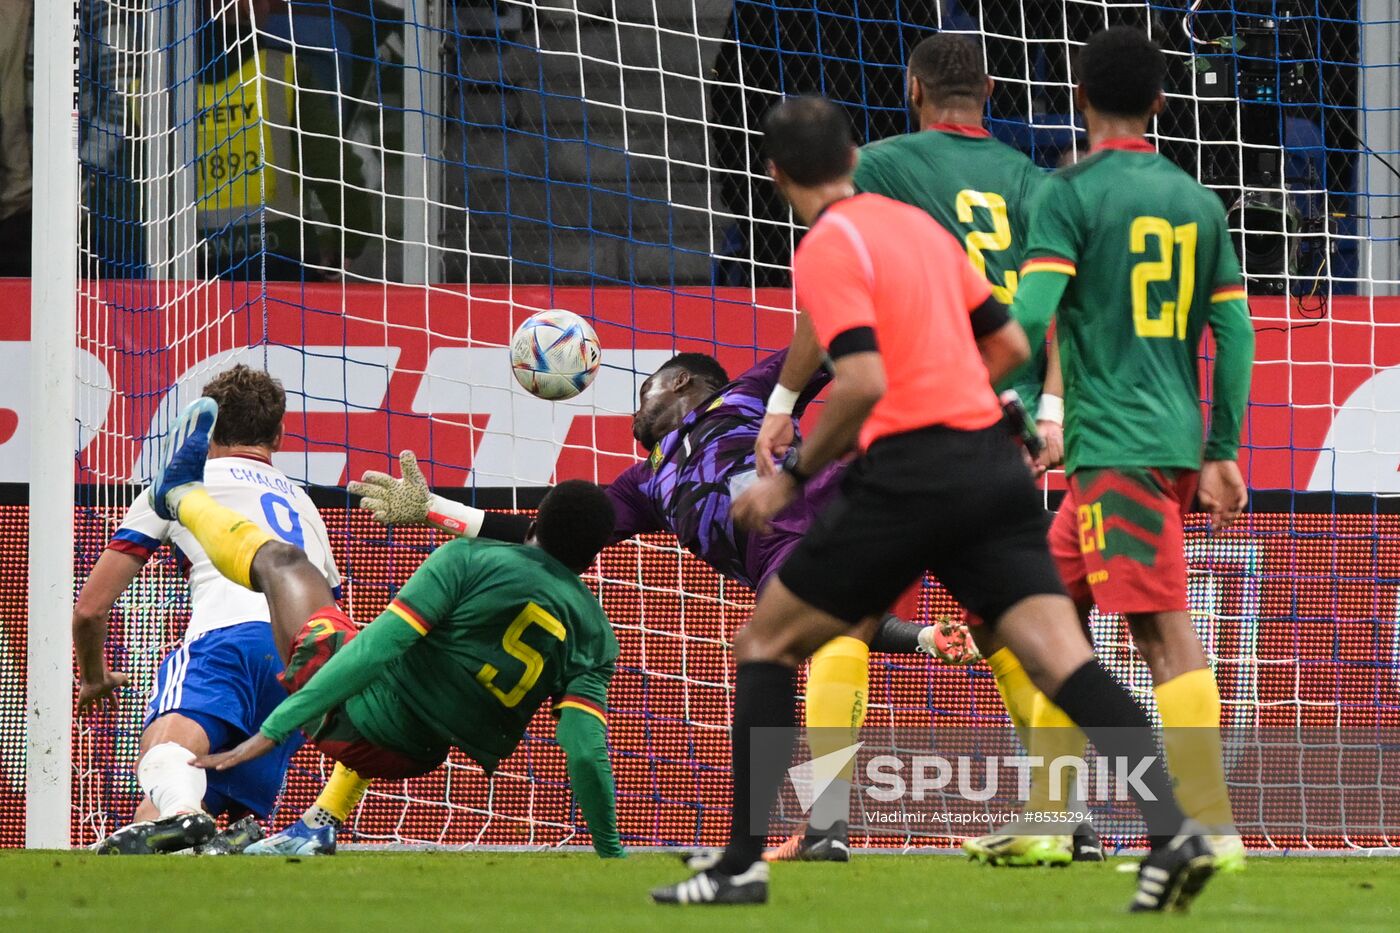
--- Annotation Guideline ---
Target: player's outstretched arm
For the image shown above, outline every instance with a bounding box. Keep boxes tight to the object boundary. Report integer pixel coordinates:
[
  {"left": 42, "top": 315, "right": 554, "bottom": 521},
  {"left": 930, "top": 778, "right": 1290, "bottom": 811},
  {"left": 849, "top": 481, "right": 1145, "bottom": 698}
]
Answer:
[
  {"left": 350, "top": 450, "right": 435, "bottom": 528},
  {"left": 351, "top": 450, "right": 533, "bottom": 541},
  {"left": 196, "top": 606, "right": 426, "bottom": 772},
  {"left": 556, "top": 706, "right": 624, "bottom": 858},
  {"left": 72, "top": 549, "right": 145, "bottom": 713},
  {"left": 266, "top": 610, "right": 422, "bottom": 740}
]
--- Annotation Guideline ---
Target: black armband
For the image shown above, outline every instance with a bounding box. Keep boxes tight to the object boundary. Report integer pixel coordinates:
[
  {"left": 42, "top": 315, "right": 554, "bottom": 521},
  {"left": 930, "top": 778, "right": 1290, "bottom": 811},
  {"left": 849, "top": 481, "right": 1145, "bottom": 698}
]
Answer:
[
  {"left": 968, "top": 296, "right": 1012, "bottom": 338},
  {"left": 828, "top": 326, "right": 878, "bottom": 360},
  {"left": 479, "top": 511, "right": 532, "bottom": 544}
]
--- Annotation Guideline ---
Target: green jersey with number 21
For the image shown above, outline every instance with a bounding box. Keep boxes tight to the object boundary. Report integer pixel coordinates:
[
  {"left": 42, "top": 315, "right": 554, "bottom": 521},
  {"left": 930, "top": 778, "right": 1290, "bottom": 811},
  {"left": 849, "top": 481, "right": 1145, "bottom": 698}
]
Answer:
[{"left": 1020, "top": 144, "right": 1252, "bottom": 473}]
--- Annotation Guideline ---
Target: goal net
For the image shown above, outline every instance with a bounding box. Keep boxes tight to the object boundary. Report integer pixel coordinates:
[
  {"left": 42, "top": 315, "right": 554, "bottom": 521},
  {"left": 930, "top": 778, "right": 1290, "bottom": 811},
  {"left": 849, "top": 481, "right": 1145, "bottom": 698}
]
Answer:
[{"left": 10, "top": 0, "right": 1399, "bottom": 851}]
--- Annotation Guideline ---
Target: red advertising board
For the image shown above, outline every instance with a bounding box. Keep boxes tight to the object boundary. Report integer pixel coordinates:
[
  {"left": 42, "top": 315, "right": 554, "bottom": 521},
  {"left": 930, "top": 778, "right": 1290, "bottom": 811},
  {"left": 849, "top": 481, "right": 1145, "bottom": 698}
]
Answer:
[{"left": 1, "top": 281, "right": 1397, "bottom": 492}]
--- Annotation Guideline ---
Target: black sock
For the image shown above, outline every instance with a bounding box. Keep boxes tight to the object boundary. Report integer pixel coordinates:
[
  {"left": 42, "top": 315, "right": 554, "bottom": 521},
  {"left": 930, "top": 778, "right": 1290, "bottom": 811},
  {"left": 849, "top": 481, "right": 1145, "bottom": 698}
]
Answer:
[
  {"left": 1052, "top": 660, "right": 1185, "bottom": 845},
  {"left": 718, "top": 661, "right": 798, "bottom": 874},
  {"left": 868, "top": 614, "right": 923, "bottom": 654}
]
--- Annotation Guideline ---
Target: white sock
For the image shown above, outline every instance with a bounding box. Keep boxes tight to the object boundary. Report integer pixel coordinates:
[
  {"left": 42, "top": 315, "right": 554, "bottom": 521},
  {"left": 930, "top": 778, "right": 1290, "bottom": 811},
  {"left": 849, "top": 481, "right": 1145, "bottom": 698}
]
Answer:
[
  {"left": 1067, "top": 784, "right": 1088, "bottom": 827},
  {"left": 138, "top": 742, "right": 207, "bottom": 818},
  {"left": 809, "top": 778, "right": 853, "bottom": 833},
  {"left": 302, "top": 805, "right": 338, "bottom": 829}
]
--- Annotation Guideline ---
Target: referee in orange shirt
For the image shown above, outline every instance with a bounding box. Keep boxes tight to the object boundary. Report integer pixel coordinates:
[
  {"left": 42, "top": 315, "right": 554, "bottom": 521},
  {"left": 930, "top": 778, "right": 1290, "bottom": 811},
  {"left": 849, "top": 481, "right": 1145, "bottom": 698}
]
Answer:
[{"left": 651, "top": 97, "right": 1216, "bottom": 912}]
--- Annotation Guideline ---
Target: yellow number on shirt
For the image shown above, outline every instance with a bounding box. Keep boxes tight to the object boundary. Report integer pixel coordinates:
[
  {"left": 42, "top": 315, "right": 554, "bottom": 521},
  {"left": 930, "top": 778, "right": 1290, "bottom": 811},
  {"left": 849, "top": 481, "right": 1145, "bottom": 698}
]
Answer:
[
  {"left": 956, "top": 189, "right": 1018, "bottom": 304},
  {"left": 1130, "top": 216, "right": 1198, "bottom": 340},
  {"left": 476, "top": 602, "right": 566, "bottom": 708}
]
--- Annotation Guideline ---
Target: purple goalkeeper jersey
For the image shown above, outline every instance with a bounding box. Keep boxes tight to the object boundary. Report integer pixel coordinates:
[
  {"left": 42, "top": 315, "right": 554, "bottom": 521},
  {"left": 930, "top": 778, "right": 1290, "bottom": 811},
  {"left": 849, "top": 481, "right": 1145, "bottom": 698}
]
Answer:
[{"left": 607, "top": 350, "right": 838, "bottom": 591}]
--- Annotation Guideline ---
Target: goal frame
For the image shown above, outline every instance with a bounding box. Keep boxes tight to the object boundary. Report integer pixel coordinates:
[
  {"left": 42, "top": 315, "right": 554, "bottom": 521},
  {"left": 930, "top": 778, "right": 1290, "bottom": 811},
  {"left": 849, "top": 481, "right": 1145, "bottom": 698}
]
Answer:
[{"left": 27, "top": 0, "right": 80, "bottom": 848}]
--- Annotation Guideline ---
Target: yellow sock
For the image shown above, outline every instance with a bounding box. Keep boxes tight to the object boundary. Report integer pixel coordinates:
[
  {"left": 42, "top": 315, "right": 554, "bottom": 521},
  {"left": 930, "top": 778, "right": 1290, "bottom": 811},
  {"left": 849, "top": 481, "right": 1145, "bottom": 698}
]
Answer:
[
  {"left": 1027, "top": 691, "right": 1088, "bottom": 816},
  {"left": 173, "top": 487, "right": 274, "bottom": 590},
  {"left": 1155, "top": 667, "right": 1234, "bottom": 831},
  {"left": 986, "top": 647, "right": 1038, "bottom": 745},
  {"left": 806, "top": 635, "right": 870, "bottom": 761},
  {"left": 804, "top": 636, "right": 869, "bottom": 830},
  {"left": 309, "top": 762, "right": 372, "bottom": 825}
]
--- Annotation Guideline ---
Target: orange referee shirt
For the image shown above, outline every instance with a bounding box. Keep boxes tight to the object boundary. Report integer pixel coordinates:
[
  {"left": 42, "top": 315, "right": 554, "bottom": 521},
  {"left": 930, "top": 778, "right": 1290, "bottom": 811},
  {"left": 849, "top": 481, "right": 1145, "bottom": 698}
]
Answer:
[{"left": 793, "top": 193, "right": 1005, "bottom": 449}]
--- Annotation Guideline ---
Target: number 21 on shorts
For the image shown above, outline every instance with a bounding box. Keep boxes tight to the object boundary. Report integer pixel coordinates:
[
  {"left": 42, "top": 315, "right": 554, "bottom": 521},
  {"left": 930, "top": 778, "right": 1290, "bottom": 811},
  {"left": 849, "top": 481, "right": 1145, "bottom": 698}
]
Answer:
[{"left": 1078, "top": 502, "right": 1106, "bottom": 554}]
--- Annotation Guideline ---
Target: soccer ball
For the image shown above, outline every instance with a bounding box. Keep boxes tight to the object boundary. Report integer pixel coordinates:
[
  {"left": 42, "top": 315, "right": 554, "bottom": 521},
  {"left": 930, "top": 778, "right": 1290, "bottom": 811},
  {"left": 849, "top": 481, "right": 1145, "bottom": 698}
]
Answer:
[{"left": 509, "top": 309, "right": 602, "bottom": 401}]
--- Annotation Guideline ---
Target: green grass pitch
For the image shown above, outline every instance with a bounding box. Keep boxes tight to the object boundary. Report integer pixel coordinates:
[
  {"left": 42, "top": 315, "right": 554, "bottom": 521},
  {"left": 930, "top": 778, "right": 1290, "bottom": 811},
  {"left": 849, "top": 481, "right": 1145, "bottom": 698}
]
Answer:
[{"left": 0, "top": 851, "right": 1395, "bottom": 931}]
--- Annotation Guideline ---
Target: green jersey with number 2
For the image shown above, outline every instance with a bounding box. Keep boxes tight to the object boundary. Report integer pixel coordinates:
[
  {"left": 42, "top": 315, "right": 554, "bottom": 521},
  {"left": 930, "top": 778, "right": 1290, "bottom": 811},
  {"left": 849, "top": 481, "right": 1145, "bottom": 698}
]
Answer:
[{"left": 853, "top": 127, "right": 1049, "bottom": 403}]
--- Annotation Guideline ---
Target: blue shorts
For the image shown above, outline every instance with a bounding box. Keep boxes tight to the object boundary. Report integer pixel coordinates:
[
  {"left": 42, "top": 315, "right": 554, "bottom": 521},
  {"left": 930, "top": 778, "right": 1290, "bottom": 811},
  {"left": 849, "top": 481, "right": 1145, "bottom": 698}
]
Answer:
[{"left": 144, "top": 621, "right": 304, "bottom": 818}]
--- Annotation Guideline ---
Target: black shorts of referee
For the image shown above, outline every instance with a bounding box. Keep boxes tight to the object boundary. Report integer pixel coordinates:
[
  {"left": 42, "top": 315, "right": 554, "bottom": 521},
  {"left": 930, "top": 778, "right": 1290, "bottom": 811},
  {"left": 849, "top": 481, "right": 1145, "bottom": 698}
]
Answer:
[{"left": 776, "top": 422, "right": 1066, "bottom": 626}]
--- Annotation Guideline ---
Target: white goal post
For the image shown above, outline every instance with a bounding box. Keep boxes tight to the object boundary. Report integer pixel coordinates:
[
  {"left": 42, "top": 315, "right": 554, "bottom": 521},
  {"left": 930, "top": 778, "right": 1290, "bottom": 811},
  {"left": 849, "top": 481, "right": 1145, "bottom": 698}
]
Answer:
[{"left": 26, "top": 0, "right": 80, "bottom": 849}]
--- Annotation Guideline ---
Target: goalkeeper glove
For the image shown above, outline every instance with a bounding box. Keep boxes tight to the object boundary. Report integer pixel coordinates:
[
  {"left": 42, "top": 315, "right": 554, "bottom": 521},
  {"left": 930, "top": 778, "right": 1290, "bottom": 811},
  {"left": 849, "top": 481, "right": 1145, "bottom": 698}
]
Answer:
[
  {"left": 349, "top": 450, "right": 486, "bottom": 537},
  {"left": 348, "top": 450, "right": 432, "bottom": 527}
]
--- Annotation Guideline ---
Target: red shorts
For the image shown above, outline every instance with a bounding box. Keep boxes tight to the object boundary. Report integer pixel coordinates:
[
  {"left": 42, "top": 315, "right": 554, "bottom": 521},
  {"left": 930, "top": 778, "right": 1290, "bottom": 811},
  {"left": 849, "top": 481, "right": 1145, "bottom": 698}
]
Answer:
[
  {"left": 278, "top": 606, "right": 360, "bottom": 693},
  {"left": 279, "top": 606, "right": 444, "bottom": 780},
  {"left": 1048, "top": 468, "right": 1198, "bottom": 615}
]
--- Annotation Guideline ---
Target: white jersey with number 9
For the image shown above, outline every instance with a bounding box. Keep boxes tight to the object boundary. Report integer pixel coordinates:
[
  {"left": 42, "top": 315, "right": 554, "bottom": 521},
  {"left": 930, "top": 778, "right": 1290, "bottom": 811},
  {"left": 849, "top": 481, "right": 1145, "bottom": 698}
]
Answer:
[{"left": 112, "top": 456, "right": 340, "bottom": 640}]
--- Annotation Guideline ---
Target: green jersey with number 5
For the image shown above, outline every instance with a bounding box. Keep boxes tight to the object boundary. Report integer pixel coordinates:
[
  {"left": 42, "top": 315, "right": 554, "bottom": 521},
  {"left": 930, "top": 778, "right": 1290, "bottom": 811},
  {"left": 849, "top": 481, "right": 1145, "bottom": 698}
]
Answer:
[
  {"left": 263, "top": 536, "right": 618, "bottom": 772},
  {"left": 1021, "top": 144, "right": 1250, "bottom": 473},
  {"left": 853, "top": 126, "right": 1048, "bottom": 403}
]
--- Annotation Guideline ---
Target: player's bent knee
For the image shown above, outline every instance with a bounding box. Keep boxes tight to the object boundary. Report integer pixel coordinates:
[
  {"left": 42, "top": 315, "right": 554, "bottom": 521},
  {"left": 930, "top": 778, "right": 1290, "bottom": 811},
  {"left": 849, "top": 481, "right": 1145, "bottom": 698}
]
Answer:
[
  {"left": 140, "top": 711, "right": 211, "bottom": 756},
  {"left": 993, "top": 593, "right": 1094, "bottom": 692},
  {"left": 732, "top": 626, "right": 768, "bottom": 663},
  {"left": 968, "top": 621, "right": 998, "bottom": 656},
  {"left": 848, "top": 615, "right": 881, "bottom": 645},
  {"left": 252, "top": 541, "right": 310, "bottom": 577},
  {"left": 734, "top": 622, "right": 804, "bottom": 666},
  {"left": 736, "top": 613, "right": 849, "bottom": 668},
  {"left": 1126, "top": 610, "right": 1206, "bottom": 679}
]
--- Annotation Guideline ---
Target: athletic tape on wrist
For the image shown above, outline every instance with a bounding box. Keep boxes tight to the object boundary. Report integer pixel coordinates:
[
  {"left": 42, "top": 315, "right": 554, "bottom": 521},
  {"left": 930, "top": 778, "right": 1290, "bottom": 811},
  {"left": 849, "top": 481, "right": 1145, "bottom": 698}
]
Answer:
[
  {"left": 427, "top": 496, "right": 485, "bottom": 537},
  {"left": 1036, "top": 393, "right": 1064, "bottom": 426},
  {"left": 767, "top": 384, "right": 799, "bottom": 416}
]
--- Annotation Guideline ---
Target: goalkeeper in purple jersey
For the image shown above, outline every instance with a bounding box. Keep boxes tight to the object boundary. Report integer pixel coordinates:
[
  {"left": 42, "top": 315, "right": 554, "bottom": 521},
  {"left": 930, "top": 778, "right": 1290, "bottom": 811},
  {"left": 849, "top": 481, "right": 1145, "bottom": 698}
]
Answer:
[
  {"left": 352, "top": 349, "right": 956, "bottom": 631},
  {"left": 617, "top": 350, "right": 861, "bottom": 593},
  {"left": 347, "top": 350, "right": 976, "bottom": 862}
]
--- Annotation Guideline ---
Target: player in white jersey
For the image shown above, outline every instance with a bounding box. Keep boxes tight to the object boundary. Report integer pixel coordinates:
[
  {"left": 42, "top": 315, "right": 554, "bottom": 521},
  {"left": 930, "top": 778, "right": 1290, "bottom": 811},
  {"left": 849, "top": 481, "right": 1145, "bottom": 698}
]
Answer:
[{"left": 74, "top": 365, "right": 341, "bottom": 855}]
